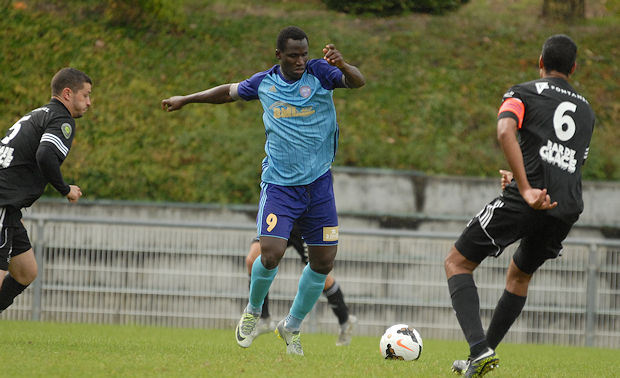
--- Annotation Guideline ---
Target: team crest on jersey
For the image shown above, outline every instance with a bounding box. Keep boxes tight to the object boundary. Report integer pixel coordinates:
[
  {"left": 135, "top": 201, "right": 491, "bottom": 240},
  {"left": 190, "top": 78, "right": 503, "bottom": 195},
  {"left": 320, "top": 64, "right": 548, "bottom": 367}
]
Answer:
[
  {"left": 61, "top": 123, "right": 72, "bottom": 139},
  {"left": 300, "top": 85, "right": 311, "bottom": 98}
]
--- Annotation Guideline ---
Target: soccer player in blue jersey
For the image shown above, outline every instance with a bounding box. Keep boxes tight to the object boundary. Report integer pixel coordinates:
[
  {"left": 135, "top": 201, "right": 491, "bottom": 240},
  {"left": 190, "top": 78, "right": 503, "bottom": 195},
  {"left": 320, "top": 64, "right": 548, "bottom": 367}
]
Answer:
[{"left": 161, "top": 26, "right": 364, "bottom": 355}]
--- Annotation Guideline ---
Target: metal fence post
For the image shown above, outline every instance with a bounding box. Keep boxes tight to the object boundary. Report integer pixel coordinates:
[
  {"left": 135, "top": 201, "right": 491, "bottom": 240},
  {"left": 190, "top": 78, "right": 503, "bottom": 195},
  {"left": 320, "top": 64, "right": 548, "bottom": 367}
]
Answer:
[
  {"left": 31, "top": 218, "right": 45, "bottom": 321},
  {"left": 585, "top": 242, "right": 598, "bottom": 347}
]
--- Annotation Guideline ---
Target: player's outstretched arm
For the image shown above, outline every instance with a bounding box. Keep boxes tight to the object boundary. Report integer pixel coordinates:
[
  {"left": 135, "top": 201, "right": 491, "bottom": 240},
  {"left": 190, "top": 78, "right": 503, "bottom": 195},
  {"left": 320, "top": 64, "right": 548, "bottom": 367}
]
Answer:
[
  {"left": 497, "top": 118, "right": 557, "bottom": 210},
  {"left": 322, "top": 44, "right": 365, "bottom": 89},
  {"left": 161, "top": 84, "right": 236, "bottom": 112}
]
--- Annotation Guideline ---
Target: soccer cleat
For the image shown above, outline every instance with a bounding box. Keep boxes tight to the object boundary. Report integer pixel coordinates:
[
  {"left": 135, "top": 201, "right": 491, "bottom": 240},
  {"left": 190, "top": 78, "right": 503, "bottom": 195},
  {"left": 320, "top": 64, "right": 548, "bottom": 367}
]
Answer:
[
  {"left": 336, "top": 314, "right": 357, "bottom": 346},
  {"left": 275, "top": 319, "right": 304, "bottom": 356},
  {"left": 463, "top": 348, "right": 499, "bottom": 377},
  {"left": 451, "top": 359, "right": 469, "bottom": 375},
  {"left": 235, "top": 311, "right": 259, "bottom": 348},
  {"left": 251, "top": 316, "right": 276, "bottom": 338}
]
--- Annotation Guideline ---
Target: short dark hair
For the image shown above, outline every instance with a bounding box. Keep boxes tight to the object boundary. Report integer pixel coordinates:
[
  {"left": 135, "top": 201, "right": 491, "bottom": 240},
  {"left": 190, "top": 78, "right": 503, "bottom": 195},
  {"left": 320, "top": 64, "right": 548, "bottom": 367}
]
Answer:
[
  {"left": 51, "top": 67, "right": 92, "bottom": 96},
  {"left": 276, "top": 26, "right": 308, "bottom": 52},
  {"left": 541, "top": 34, "right": 577, "bottom": 76}
]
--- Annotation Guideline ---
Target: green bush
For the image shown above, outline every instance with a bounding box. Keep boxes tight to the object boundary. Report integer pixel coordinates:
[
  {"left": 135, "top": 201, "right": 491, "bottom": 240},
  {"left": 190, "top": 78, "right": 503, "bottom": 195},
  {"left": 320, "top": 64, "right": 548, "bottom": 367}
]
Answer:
[
  {"left": 104, "top": 0, "right": 184, "bottom": 30},
  {"left": 322, "top": 0, "right": 469, "bottom": 15}
]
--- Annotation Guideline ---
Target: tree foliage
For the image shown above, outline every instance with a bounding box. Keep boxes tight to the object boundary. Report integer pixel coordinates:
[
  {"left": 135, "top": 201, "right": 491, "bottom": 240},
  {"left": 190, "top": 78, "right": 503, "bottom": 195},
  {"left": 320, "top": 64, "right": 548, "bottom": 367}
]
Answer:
[{"left": 322, "top": 0, "right": 469, "bottom": 15}]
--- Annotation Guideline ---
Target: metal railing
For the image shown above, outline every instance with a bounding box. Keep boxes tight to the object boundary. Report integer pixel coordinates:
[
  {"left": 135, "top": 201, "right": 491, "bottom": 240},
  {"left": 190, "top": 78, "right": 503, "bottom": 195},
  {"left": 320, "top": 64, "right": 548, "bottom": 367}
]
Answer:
[{"left": 5, "top": 214, "right": 619, "bottom": 348}]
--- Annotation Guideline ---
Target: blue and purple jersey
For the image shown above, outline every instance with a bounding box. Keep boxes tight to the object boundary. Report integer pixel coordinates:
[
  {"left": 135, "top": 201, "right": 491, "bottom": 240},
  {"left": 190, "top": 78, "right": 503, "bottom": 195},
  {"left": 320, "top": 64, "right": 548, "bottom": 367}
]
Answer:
[{"left": 237, "top": 59, "right": 346, "bottom": 186}]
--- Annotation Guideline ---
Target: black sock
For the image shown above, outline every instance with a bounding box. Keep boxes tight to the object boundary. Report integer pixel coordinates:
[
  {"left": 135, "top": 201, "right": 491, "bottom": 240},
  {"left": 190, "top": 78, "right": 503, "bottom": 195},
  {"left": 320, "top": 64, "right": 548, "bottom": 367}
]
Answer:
[
  {"left": 249, "top": 277, "right": 270, "bottom": 319},
  {"left": 261, "top": 292, "right": 270, "bottom": 319},
  {"left": 324, "top": 281, "right": 349, "bottom": 325},
  {"left": 0, "top": 274, "right": 29, "bottom": 312},
  {"left": 448, "top": 274, "right": 488, "bottom": 357},
  {"left": 486, "top": 289, "right": 527, "bottom": 349}
]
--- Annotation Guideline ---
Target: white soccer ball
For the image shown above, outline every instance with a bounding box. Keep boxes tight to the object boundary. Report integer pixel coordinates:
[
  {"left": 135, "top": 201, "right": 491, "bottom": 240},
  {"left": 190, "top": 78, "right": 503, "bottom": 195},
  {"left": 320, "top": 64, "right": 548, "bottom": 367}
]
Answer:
[{"left": 379, "top": 324, "right": 423, "bottom": 361}]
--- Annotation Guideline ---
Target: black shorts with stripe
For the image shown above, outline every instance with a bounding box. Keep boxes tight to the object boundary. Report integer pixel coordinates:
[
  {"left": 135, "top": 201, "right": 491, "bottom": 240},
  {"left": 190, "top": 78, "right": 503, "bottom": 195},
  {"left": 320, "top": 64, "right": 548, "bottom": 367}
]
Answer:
[
  {"left": 455, "top": 194, "right": 574, "bottom": 274},
  {"left": 0, "top": 207, "right": 32, "bottom": 271}
]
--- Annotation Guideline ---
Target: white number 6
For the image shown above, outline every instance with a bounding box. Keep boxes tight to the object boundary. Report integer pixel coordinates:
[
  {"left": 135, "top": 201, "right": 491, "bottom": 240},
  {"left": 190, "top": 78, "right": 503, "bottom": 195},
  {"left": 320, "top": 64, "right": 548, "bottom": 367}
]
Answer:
[{"left": 553, "top": 101, "right": 577, "bottom": 142}]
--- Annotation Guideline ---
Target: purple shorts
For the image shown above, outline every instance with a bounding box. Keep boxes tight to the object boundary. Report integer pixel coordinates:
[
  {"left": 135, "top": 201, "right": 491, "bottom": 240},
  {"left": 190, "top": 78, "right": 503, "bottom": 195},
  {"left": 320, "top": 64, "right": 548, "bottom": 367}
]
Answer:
[{"left": 257, "top": 170, "right": 338, "bottom": 246}]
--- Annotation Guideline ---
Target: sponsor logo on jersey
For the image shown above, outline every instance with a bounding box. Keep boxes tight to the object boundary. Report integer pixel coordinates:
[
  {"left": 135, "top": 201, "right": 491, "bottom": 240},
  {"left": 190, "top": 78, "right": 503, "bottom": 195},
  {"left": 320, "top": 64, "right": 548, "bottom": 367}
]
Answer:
[
  {"left": 549, "top": 84, "right": 589, "bottom": 104},
  {"left": 323, "top": 226, "right": 339, "bottom": 241},
  {"left": 269, "top": 101, "right": 315, "bottom": 119},
  {"left": 268, "top": 85, "right": 277, "bottom": 93},
  {"left": 535, "top": 82, "right": 549, "bottom": 94},
  {"left": 539, "top": 139, "right": 577, "bottom": 174},
  {"left": 61, "top": 123, "right": 72, "bottom": 139},
  {"left": 300, "top": 85, "right": 311, "bottom": 98},
  {"left": 0, "top": 146, "right": 15, "bottom": 168}
]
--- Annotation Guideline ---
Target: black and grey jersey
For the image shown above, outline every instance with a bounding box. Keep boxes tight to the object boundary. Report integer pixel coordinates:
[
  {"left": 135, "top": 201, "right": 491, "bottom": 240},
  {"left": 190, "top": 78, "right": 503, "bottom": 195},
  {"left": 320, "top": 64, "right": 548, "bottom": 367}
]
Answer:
[
  {"left": 499, "top": 77, "right": 595, "bottom": 222},
  {"left": 0, "top": 98, "right": 75, "bottom": 210}
]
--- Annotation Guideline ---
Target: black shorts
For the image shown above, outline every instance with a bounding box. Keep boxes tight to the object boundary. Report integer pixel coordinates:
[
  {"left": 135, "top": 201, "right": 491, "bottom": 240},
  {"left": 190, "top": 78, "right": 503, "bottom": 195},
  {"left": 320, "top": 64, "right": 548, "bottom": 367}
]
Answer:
[
  {"left": 455, "top": 195, "right": 574, "bottom": 274},
  {"left": 0, "top": 207, "right": 32, "bottom": 271}
]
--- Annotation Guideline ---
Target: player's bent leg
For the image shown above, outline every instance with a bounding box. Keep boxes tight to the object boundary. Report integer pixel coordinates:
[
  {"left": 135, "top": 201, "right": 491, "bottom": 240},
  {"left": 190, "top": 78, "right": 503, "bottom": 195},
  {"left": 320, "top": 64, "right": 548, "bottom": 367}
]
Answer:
[
  {"left": 444, "top": 246, "right": 478, "bottom": 278},
  {"left": 307, "top": 245, "right": 337, "bottom": 275},
  {"left": 259, "top": 236, "right": 287, "bottom": 270},
  {"left": 246, "top": 241, "right": 261, "bottom": 275},
  {"left": 278, "top": 247, "right": 332, "bottom": 355},
  {"left": 323, "top": 275, "right": 356, "bottom": 346},
  {"left": 0, "top": 249, "right": 37, "bottom": 313},
  {"left": 246, "top": 240, "right": 275, "bottom": 338},
  {"left": 486, "top": 259, "right": 529, "bottom": 350},
  {"left": 236, "top": 238, "right": 286, "bottom": 348},
  {"left": 504, "top": 258, "right": 532, "bottom": 297},
  {"left": 8, "top": 248, "right": 38, "bottom": 285},
  {"left": 445, "top": 247, "right": 491, "bottom": 367}
]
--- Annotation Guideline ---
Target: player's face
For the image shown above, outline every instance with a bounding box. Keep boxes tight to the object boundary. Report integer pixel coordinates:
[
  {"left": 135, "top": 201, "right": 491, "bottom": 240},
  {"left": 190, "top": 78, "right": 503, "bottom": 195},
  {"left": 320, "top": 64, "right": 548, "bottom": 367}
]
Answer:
[
  {"left": 68, "top": 83, "right": 92, "bottom": 119},
  {"left": 277, "top": 38, "right": 309, "bottom": 81}
]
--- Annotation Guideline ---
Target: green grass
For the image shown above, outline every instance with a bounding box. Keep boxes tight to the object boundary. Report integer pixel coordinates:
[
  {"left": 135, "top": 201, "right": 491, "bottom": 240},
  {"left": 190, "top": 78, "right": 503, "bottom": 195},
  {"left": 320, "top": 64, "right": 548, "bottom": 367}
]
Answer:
[
  {"left": 1, "top": 0, "right": 618, "bottom": 203},
  {"left": 1, "top": 320, "right": 618, "bottom": 377}
]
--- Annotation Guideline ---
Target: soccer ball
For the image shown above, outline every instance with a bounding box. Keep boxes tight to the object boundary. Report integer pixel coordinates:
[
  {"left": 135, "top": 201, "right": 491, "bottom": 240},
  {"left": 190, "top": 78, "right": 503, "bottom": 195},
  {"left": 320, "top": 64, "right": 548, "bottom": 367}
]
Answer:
[{"left": 379, "top": 324, "right": 423, "bottom": 361}]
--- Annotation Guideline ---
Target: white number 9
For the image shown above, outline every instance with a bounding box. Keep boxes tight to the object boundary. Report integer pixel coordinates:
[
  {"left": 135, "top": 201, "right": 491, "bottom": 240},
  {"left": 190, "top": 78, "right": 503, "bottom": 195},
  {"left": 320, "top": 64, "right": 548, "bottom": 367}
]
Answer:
[{"left": 553, "top": 101, "right": 577, "bottom": 142}]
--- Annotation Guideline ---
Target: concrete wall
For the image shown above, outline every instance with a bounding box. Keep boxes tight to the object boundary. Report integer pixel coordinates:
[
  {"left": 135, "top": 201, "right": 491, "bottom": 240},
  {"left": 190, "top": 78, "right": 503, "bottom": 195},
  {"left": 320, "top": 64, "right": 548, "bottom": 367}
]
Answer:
[
  {"left": 28, "top": 167, "right": 620, "bottom": 237},
  {"left": 332, "top": 167, "right": 620, "bottom": 228}
]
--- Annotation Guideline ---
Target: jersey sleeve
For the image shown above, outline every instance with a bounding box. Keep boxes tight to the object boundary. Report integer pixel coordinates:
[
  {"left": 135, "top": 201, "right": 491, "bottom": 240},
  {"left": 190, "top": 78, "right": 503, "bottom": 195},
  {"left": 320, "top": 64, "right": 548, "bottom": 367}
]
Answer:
[
  {"left": 306, "top": 59, "right": 346, "bottom": 90},
  {"left": 497, "top": 87, "right": 525, "bottom": 129},
  {"left": 39, "top": 116, "right": 75, "bottom": 161},
  {"left": 236, "top": 69, "right": 272, "bottom": 101}
]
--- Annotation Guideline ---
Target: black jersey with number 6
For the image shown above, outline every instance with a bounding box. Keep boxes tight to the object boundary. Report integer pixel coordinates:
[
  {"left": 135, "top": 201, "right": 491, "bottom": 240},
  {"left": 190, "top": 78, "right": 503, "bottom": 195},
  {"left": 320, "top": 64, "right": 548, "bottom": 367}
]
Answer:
[
  {"left": 0, "top": 98, "right": 75, "bottom": 210},
  {"left": 499, "top": 77, "right": 595, "bottom": 222}
]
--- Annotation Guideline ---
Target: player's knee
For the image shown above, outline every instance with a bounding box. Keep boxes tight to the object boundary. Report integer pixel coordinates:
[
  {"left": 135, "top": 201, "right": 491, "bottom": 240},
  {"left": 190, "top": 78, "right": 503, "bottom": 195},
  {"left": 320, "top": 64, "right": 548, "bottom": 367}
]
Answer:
[
  {"left": 444, "top": 246, "right": 476, "bottom": 277},
  {"left": 13, "top": 266, "right": 38, "bottom": 285},
  {"left": 309, "top": 259, "right": 333, "bottom": 275},
  {"left": 245, "top": 253, "right": 256, "bottom": 273},
  {"left": 259, "top": 246, "right": 285, "bottom": 270}
]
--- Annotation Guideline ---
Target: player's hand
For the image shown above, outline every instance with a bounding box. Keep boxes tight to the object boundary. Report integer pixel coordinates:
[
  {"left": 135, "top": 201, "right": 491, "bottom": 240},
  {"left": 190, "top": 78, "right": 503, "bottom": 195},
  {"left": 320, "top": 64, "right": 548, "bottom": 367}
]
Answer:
[
  {"left": 66, "top": 185, "right": 82, "bottom": 203},
  {"left": 161, "top": 96, "right": 186, "bottom": 112},
  {"left": 499, "top": 169, "right": 513, "bottom": 191},
  {"left": 521, "top": 187, "right": 557, "bottom": 210},
  {"left": 323, "top": 44, "right": 345, "bottom": 68}
]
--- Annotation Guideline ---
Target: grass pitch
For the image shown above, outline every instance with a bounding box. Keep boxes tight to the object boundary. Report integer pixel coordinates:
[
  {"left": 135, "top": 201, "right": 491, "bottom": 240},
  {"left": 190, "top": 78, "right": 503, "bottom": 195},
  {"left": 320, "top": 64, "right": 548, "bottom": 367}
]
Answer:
[{"left": 2, "top": 320, "right": 618, "bottom": 377}]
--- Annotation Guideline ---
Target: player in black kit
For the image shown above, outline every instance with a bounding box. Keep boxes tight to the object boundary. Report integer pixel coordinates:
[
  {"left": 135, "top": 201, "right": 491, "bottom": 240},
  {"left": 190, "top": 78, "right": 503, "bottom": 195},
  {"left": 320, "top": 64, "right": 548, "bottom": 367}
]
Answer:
[
  {"left": 444, "top": 35, "right": 595, "bottom": 377},
  {"left": 0, "top": 67, "right": 91, "bottom": 313}
]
